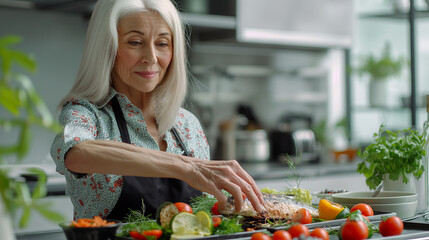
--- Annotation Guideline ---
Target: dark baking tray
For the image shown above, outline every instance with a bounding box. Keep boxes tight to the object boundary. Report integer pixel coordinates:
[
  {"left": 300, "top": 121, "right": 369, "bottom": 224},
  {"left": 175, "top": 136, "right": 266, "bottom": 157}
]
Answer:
[
  {"left": 267, "top": 211, "right": 397, "bottom": 232},
  {"left": 115, "top": 212, "right": 398, "bottom": 240},
  {"left": 115, "top": 229, "right": 266, "bottom": 240}
]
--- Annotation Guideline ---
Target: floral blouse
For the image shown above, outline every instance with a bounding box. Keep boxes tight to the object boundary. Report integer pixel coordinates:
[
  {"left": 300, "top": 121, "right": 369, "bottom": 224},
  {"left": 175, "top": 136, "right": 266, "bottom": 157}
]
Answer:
[{"left": 50, "top": 89, "right": 210, "bottom": 220}]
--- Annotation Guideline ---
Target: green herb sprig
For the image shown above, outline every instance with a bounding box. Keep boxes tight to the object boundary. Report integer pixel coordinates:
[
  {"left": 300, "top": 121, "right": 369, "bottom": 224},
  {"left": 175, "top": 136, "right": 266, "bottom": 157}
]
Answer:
[
  {"left": 357, "top": 125, "right": 426, "bottom": 190},
  {"left": 213, "top": 216, "right": 243, "bottom": 235}
]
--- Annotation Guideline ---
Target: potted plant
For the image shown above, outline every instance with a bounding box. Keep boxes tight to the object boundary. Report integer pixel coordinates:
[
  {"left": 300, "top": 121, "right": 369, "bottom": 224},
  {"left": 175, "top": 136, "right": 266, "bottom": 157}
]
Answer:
[
  {"left": 0, "top": 35, "right": 64, "bottom": 240},
  {"left": 357, "top": 125, "right": 425, "bottom": 191},
  {"left": 354, "top": 42, "right": 407, "bottom": 107}
]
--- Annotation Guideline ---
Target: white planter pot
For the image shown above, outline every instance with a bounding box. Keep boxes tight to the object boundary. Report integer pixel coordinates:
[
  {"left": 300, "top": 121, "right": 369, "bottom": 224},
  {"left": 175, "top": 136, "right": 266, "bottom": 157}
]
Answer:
[
  {"left": 383, "top": 173, "right": 416, "bottom": 193},
  {"left": 369, "top": 80, "right": 388, "bottom": 107},
  {"left": 0, "top": 198, "right": 16, "bottom": 240}
]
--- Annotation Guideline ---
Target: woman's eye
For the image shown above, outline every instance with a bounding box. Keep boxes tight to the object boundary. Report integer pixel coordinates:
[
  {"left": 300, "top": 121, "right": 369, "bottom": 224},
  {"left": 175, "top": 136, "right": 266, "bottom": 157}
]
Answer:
[
  {"left": 157, "top": 42, "right": 170, "bottom": 47},
  {"left": 128, "top": 41, "right": 142, "bottom": 46}
]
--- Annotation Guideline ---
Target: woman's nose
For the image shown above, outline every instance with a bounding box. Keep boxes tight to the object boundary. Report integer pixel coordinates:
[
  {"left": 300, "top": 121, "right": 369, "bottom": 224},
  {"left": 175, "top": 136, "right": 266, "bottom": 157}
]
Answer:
[{"left": 141, "top": 45, "right": 157, "bottom": 65}]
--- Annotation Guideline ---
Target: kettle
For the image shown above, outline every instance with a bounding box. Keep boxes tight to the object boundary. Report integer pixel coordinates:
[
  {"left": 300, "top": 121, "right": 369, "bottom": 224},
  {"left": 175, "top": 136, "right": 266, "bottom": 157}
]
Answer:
[{"left": 270, "top": 114, "right": 318, "bottom": 164}]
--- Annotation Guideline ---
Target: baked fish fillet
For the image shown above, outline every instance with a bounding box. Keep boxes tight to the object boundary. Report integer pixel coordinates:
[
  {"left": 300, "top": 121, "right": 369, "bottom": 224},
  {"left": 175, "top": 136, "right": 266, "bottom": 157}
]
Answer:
[{"left": 219, "top": 193, "right": 318, "bottom": 219}]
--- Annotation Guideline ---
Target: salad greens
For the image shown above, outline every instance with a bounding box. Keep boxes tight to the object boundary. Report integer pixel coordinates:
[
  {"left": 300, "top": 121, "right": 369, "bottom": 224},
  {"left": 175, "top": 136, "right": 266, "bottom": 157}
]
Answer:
[
  {"left": 190, "top": 194, "right": 218, "bottom": 213},
  {"left": 357, "top": 125, "right": 426, "bottom": 190},
  {"left": 213, "top": 216, "right": 243, "bottom": 235},
  {"left": 116, "top": 210, "right": 164, "bottom": 238}
]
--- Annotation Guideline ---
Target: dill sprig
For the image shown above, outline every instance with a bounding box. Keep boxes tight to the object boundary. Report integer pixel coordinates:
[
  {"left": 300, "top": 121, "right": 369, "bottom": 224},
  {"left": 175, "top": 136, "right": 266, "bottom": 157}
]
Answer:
[
  {"left": 190, "top": 194, "right": 218, "bottom": 213},
  {"left": 116, "top": 209, "right": 162, "bottom": 237}
]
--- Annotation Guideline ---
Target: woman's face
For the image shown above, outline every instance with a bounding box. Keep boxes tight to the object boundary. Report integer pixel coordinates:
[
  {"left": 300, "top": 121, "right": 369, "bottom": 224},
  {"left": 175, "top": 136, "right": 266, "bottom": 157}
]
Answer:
[{"left": 112, "top": 11, "right": 173, "bottom": 94}]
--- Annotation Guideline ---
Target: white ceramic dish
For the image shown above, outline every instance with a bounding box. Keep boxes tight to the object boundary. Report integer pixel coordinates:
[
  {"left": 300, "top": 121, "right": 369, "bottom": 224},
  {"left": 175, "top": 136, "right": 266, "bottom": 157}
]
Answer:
[{"left": 332, "top": 191, "right": 417, "bottom": 204}]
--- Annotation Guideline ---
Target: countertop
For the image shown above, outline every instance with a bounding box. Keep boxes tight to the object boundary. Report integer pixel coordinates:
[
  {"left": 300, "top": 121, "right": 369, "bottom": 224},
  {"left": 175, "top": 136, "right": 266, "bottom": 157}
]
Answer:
[
  {"left": 241, "top": 160, "right": 360, "bottom": 180},
  {"left": 4, "top": 160, "right": 363, "bottom": 195}
]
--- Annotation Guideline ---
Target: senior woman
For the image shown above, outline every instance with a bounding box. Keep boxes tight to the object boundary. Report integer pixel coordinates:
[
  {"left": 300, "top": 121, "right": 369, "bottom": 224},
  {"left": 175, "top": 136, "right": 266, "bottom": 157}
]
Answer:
[{"left": 50, "top": 0, "right": 264, "bottom": 221}]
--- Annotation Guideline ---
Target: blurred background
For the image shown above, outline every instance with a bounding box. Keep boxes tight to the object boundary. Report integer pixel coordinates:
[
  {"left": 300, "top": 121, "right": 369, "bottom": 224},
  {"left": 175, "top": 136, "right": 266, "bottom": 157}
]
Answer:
[{"left": 1, "top": 0, "right": 429, "bottom": 238}]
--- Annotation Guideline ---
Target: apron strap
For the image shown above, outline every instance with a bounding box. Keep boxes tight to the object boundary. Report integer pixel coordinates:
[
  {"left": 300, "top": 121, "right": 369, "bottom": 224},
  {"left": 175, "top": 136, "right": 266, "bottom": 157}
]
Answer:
[
  {"left": 111, "top": 97, "right": 131, "bottom": 144},
  {"left": 112, "top": 96, "right": 190, "bottom": 154}
]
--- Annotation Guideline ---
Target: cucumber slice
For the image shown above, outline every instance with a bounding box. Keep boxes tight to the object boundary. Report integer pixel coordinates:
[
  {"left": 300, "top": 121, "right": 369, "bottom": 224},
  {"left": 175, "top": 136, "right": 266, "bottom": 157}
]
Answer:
[{"left": 156, "top": 202, "right": 179, "bottom": 228}]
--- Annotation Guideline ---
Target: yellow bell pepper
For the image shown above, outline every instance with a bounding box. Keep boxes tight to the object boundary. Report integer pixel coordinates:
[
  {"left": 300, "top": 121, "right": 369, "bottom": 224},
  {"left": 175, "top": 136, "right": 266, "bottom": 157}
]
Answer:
[{"left": 318, "top": 199, "right": 345, "bottom": 220}]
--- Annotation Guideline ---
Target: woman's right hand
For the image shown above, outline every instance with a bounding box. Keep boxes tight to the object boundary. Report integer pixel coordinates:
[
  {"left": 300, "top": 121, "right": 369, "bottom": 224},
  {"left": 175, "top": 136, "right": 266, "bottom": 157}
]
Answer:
[{"left": 182, "top": 158, "right": 265, "bottom": 214}]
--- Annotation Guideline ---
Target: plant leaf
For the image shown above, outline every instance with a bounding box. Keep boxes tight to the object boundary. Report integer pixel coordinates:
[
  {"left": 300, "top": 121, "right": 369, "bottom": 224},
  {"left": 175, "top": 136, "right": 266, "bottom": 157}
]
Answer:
[
  {"left": 26, "top": 168, "right": 47, "bottom": 200},
  {"left": 19, "top": 206, "right": 32, "bottom": 228},
  {"left": 33, "top": 202, "right": 65, "bottom": 223}
]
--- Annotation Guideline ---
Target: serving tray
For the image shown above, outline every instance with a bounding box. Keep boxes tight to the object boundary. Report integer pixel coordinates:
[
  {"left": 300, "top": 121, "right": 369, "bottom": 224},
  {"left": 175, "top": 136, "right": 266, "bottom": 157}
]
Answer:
[{"left": 115, "top": 212, "right": 398, "bottom": 240}]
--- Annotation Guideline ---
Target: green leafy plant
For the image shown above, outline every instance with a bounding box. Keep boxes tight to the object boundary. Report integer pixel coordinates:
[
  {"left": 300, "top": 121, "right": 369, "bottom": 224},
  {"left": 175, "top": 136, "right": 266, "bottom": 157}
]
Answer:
[
  {"left": 354, "top": 42, "right": 407, "bottom": 81},
  {"left": 357, "top": 125, "right": 426, "bottom": 190},
  {"left": 0, "top": 35, "right": 63, "bottom": 228}
]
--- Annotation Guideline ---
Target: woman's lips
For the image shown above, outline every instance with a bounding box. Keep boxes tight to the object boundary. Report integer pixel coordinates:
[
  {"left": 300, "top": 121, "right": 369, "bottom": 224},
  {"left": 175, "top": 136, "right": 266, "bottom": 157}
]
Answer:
[{"left": 137, "top": 71, "right": 158, "bottom": 79}]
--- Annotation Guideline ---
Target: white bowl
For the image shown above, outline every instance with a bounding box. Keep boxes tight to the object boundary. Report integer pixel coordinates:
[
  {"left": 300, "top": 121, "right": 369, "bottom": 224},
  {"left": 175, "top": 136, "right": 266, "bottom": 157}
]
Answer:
[
  {"left": 340, "top": 201, "right": 417, "bottom": 219},
  {"left": 332, "top": 191, "right": 417, "bottom": 204}
]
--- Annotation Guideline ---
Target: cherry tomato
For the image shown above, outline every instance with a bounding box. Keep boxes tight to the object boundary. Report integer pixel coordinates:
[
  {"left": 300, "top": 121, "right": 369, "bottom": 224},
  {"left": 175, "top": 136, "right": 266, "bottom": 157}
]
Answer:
[
  {"left": 250, "top": 232, "right": 272, "bottom": 240},
  {"left": 174, "top": 202, "right": 193, "bottom": 213},
  {"left": 211, "top": 202, "right": 220, "bottom": 215},
  {"left": 379, "top": 216, "right": 404, "bottom": 237},
  {"left": 129, "top": 231, "right": 146, "bottom": 240},
  {"left": 143, "top": 229, "right": 163, "bottom": 239},
  {"left": 350, "top": 203, "right": 374, "bottom": 216},
  {"left": 272, "top": 230, "right": 292, "bottom": 240},
  {"left": 341, "top": 220, "right": 369, "bottom": 240},
  {"left": 288, "top": 224, "right": 309, "bottom": 239},
  {"left": 129, "top": 229, "right": 163, "bottom": 240},
  {"left": 310, "top": 228, "right": 329, "bottom": 240},
  {"left": 212, "top": 216, "right": 222, "bottom": 228},
  {"left": 291, "top": 208, "right": 312, "bottom": 224}
]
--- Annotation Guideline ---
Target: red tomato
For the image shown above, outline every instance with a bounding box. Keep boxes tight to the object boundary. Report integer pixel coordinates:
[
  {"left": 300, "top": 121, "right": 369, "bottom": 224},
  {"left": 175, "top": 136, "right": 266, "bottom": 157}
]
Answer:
[
  {"left": 129, "top": 231, "right": 146, "bottom": 240},
  {"left": 272, "top": 230, "right": 292, "bottom": 240},
  {"left": 211, "top": 202, "right": 220, "bottom": 215},
  {"left": 250, "top": 232, "right": 272, "bottom": 240},
  {"left": 212, "top": 216, "right": 222, "bottom": 228},
  {"left": 288, "top": 224, "right": 310, "bottom": 239},
  {"left": 350, "top": 203, "right": 374, "bottom": 216},
  {"left": 379, "top": 216, "right": 404, "bottom": 237},
  {"left": 129, "top": 229, "right": 163, "bottom": 240},
  {"left": 291, "top": 208, "right": 312, "bottom": 224},
  {"left": 174, "top": 202, "right": 193, "bottom": 213},
  {"left": 310, "top": 228, "right": 329, "bottom": 240},
  {"left": 242, "top": 192, "right": 247, "bottom": 200},
  {"left": 142, "top": 229, "right": 163, "bottom": 239},
  {"left": 341, "top": 220, "right": 369, "bottom": 240}
]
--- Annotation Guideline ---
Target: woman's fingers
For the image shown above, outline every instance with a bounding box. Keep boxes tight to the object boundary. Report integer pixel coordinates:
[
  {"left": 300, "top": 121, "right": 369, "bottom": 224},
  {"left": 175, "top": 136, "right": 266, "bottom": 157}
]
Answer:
[{"left": 190, "top": 159, "right": 264, "bottom": 214}]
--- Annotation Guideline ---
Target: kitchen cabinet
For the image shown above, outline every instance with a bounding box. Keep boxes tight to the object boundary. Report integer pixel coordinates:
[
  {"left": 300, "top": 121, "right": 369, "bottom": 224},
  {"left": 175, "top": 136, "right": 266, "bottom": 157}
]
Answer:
[
  {"left": 236, "top": 0, "right": 353, "bottom": 48},
  {"left": 349, "top": 0, "right": 429, "bottom": 145}
]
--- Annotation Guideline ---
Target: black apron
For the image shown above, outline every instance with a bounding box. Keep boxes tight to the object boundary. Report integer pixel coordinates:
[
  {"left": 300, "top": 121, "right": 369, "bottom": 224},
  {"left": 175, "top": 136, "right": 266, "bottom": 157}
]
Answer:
[{"left": 107, "top": 96, "right": 202, "bottom": 221}]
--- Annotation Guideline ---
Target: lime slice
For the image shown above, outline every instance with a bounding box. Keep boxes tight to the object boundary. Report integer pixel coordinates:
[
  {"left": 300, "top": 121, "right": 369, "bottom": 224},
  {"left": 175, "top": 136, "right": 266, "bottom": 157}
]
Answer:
[
  {"left": 170, "top": 212, "right": 200, "bottom": 234},
  {"left": 194, "top": 211, "right": 212, "bottom": 236},
  {"left": 170, "top": 233, "right": 205, "bottom": 240}
]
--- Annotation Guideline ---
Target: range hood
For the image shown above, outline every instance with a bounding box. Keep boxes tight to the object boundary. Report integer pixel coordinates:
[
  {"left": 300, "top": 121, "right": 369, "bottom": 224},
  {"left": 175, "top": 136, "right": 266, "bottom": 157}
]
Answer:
[
  {"left": 1, "top": 0, "right": 354, "bottom": 49},
  {"left": 0, "top": 0, "right": 96, "bottom": 13}
]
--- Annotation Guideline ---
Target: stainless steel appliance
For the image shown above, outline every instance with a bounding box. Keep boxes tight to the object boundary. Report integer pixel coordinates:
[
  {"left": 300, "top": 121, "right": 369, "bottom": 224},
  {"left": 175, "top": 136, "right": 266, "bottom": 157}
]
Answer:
[
  {"left": 270, "top": 114, "right": 318, "bottom": 164},
  {"left": 235, "top": 129, "right": 270, "bottom": 162}
]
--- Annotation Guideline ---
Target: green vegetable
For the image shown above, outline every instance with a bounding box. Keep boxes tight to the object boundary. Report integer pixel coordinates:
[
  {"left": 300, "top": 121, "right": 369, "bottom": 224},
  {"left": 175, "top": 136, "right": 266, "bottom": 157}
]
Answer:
[
  {"left": 213, "top": 216, "right": 243, "bottom": 235},
  {"left": 156, "top": 202, "right": 179, "bottom": 228},
  {"left": 190, "top": 194, "right": 218, "bottom": 213},
  {"left": 335, "top": 207, "right": 350, "bottom": 219},
  {"left": 283, "top": 187, "right": 312, "bottom": 205},
  {"left": 357, "top": 125, "right": 426, "bottom": 190},
  {"left": 117, "top": 210, "right": 163, "bottom": 237}
]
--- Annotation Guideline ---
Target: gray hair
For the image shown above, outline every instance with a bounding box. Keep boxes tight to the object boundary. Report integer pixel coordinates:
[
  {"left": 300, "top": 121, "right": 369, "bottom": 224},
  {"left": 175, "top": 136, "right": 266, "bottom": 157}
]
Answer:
[{"left": 62, "top": 0, "right": 188, "bottom": 136}]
